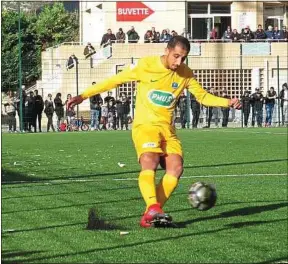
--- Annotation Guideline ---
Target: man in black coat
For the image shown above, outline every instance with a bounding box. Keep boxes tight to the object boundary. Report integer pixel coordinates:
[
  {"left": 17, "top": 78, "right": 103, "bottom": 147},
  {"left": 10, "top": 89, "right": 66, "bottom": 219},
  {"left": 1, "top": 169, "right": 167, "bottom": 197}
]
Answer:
[
  {"left": 251, "top": 88, "right": 264, "bottom": 127},
  {"left": 221, "top": 90, "right": 230, "bottom": 127},
  {"left": 34, "top": 90, "right": 44, "bottom": 132},
  {"left": 241, "top": 90, "right": 252, "bottom": 127},
  {"left": 116, "top": 93, "right": 130, "bottom": 130},
  {"left": 190, "top": 93, "right": 201, "bottom": 128},
  {"left": 177, "top": 92, "right": 187, "bottom": 129}
]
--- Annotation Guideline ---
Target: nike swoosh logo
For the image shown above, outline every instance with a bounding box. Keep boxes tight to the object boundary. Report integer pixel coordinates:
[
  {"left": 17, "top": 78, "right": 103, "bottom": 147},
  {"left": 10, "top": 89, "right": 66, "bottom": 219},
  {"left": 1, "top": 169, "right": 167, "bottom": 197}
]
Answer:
[{"left": 151, "top": 80, "right": 158, "bottom": 82}]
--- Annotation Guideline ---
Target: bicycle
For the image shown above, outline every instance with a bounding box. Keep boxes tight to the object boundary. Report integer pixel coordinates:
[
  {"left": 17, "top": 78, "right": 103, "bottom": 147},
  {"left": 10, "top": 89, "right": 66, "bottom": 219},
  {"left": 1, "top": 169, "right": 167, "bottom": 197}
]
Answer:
[{"left": 67, "top": 116, "right": 90, "bottom": 132}]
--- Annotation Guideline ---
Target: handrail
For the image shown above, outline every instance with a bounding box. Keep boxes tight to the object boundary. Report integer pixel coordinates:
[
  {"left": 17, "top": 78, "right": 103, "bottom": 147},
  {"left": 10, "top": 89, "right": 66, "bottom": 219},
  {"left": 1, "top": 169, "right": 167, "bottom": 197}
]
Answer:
[{"left": 48, "top": 39, "right": 287, "bottom": 49}]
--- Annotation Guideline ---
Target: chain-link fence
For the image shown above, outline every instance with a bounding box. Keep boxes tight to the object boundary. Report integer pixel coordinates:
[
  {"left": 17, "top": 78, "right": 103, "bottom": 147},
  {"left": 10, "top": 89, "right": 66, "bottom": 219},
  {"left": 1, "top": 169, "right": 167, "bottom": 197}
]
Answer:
[{"left": 2, "top": 42, "right": 288, "bottom": 132}]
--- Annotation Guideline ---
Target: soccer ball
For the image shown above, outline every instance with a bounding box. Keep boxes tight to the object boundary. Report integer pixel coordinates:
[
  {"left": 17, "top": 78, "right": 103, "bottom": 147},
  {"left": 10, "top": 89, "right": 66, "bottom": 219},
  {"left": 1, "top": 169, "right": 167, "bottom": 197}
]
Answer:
[{"left": 188, "top": 182, "right": 217, "bottom": 211}]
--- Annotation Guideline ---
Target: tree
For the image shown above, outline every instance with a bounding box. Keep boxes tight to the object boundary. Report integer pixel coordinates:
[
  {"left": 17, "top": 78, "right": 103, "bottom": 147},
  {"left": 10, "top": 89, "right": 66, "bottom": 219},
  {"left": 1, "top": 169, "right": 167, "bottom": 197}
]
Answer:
[
  {"left": 1, "top": 2, "right": 79, "bottom": 92},
  {"left": 36, "top": 3, "right": 79, "bottom": 48},
  {"left": 1, "top": 10, "right": 40, "bottom": 92}
]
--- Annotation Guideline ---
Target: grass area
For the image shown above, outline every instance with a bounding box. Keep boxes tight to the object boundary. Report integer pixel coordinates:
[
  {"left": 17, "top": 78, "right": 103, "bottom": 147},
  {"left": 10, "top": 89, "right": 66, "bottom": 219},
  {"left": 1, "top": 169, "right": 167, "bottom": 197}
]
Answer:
[{"left": 1, "top": 128, "right": 288, "bottom": 263}]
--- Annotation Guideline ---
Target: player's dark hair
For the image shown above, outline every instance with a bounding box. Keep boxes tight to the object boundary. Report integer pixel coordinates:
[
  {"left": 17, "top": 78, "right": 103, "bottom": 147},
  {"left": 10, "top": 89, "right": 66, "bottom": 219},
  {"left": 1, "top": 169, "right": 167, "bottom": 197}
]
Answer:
[{"left": 167, "top": 36, "right": 190, "bottom": 53}]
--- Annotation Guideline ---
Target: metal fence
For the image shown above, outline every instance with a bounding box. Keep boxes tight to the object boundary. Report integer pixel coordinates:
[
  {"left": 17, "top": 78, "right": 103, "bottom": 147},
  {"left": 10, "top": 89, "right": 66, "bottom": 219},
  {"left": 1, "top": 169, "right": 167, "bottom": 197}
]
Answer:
[{"left": 2, "top": 49, "right": 288, "bottom": 133}]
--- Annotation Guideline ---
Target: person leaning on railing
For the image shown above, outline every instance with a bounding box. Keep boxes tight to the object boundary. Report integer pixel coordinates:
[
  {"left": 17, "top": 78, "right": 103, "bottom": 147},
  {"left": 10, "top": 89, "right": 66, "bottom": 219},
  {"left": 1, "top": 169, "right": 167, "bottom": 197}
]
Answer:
[
  {"left": 254, "top": 24, "right": 266, "bottom": 40},
  {"left": 116, "top": 28, "right": 126, "bottom": 43},
  {"left": 127, "top": 26, "right": 140, "bottom": 43},
  {"left": 280, "top": 26, "right": 288, "bottom": 41},
  {"left": 100, "top": 29, "right": 116, "bottom": 48}
]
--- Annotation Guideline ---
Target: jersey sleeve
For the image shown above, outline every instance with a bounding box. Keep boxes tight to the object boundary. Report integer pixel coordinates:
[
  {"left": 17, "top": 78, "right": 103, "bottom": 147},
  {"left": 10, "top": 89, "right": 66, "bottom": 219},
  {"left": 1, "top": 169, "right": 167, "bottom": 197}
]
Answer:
[
  {"left": 186, "top": 77, "right": 229, "bottom": 107},
  {"left": 81, "top": 61, "right": 141, "bottom": 99}
]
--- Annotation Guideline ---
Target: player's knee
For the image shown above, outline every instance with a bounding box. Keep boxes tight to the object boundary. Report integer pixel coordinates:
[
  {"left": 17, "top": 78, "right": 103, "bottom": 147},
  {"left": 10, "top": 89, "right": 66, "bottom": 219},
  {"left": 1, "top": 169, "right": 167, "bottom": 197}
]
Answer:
[
  {"left": 140, "top": 152, "right": 160, "bottom": 171},
  {"left": 167, "top": 164, "right": 183, "bottom": 179}
]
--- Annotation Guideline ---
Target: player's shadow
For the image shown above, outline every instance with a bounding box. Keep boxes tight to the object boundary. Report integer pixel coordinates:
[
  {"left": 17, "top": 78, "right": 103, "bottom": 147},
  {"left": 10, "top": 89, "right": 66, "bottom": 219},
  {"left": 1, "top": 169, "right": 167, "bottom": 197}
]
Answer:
[
  {"left": 176, "top": 202, "right": 288, "bottom": 228},
  {"left": 2, "top": 158, "right": 287, "bottom": 185}
]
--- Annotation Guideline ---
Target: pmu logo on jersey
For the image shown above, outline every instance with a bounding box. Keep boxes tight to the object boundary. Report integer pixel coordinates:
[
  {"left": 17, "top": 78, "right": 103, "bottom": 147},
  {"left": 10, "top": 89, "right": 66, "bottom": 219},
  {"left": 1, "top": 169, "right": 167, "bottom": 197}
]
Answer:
[
  {"left": 172, "top": 82, "right": 178, "bottom": 89},
  {"left": 148, "top": 90, "right": 175, "bottom": 107}
]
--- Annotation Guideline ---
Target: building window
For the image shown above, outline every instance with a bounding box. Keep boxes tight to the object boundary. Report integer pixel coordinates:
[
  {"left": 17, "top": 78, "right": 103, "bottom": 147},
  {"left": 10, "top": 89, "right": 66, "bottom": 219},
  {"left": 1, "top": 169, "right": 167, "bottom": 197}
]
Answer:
[
  {"left": 188, "top": 2, "right": 208, "bottom": 14},
  {"left": 210, "top": 3, "right": 231, "bottom": 14}
]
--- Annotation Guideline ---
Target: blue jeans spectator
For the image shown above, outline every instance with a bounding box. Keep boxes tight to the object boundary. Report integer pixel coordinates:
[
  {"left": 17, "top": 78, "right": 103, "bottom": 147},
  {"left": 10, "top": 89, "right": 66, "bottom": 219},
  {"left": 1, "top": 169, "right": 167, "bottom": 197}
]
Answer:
[
  {"left": 265, "top": 103, "right": 274, "bottom": 126},
  {"left": 90, "top": 109, "right": 100, "bottom": 130}
]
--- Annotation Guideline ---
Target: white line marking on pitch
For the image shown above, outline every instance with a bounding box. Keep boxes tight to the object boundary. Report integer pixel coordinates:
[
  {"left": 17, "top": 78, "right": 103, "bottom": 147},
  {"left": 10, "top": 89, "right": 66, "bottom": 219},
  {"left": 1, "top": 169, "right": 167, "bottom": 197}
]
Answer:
[
  {"left": 200, "top": 130, "right": 287, "bottom": 135},
  {"left": 2, "top": 173, "right": 286, "bottom": 185},
  {"left": 113, "top": 173, "right": 287, "bottom": 181}
]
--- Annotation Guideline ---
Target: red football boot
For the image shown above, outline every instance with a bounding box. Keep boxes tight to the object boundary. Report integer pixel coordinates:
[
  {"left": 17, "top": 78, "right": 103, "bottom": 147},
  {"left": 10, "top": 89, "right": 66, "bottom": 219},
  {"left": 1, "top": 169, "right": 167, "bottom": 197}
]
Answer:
[{"left": 140, "top": 203, "right": 173, "bottom": 228}]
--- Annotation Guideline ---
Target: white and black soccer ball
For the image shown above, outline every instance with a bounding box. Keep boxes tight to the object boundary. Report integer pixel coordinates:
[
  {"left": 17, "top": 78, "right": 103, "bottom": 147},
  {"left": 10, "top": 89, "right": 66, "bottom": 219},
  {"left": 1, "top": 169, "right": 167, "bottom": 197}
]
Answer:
[{"left": 188, "top": 182, "right": 217, "bottom": 211}]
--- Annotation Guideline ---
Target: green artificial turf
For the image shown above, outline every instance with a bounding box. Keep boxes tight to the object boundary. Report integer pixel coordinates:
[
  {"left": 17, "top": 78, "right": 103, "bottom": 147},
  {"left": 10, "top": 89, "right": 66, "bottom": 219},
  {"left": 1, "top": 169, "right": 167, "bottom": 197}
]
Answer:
[{"left": 1, "top": 128, "right": 288, "bottom": 263}]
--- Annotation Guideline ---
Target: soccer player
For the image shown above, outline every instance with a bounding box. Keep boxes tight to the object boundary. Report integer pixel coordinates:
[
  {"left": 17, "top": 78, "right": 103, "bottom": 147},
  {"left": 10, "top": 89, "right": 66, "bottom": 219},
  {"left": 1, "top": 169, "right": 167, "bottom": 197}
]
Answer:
[{"left": 68, "top": 36, "right": 241, "bottom": 228}]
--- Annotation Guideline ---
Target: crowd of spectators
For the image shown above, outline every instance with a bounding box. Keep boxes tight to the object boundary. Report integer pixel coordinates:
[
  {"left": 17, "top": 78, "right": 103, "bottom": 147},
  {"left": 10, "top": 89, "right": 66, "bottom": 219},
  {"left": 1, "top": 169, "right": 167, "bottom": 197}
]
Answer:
[
  {"left": 215, "top": 24, "right": 288, "bottom": 42},
  {"left": 97, "top": 24, "right": 288, "bottom": 46},
  {"left": 2, "top": 82, "right": 287, "bottom": 133},
  {"left": 176, "top": 83, "right": 288, "bottom": 129},
  {"left": 99, "top": 26, "right": 187, "bottom": 47}
]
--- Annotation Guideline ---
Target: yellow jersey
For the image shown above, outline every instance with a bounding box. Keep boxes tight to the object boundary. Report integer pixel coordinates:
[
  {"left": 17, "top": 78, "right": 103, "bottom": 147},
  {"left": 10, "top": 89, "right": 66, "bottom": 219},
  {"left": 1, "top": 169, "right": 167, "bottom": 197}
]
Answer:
[{"left": 82, "top": 56, "right": 229, "bottom": 126}]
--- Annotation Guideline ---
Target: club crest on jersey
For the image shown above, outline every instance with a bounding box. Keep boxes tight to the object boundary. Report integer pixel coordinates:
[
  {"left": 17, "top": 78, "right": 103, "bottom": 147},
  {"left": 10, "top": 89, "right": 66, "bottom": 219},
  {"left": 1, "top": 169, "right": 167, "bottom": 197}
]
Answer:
[
  {"left": 172, "top": 82, "right": 179, "bottom": 89},
  {"left": 148, "top": 90, "right": 175, "bottom": 107}
]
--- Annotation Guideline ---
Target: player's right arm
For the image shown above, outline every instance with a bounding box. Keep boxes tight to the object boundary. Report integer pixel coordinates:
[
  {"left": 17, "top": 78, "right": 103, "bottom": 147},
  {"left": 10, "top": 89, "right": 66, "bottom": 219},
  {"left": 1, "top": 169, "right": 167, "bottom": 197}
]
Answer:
[{"left": 67, "top": 62, "right": 141, "bottom": 108}]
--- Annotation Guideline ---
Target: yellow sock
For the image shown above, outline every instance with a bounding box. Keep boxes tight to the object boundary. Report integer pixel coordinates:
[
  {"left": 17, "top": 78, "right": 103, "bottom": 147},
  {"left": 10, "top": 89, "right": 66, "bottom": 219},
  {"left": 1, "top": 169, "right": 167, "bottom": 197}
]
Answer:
[
  {"left": 138, "top": 170, "right": 157, "bottom": 210},
  {"left": 156, "top": 174, "right": 179, "bottom": 208}
]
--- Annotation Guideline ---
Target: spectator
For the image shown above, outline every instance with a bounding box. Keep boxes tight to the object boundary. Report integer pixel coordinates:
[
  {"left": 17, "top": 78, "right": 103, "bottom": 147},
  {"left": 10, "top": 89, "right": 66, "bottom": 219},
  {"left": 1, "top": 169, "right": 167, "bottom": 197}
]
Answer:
[
  {"left": 160, "top": 29, "right": 171, "bottom": 43},
  {"left": 231, "top": 29, "right": 240, "bottom": 42},
  {"left": 116, "top": 93, "right": 130, "bottom": 130},
  {"left": 254, "top": 24, "right": 266, "bottom": 40},
  {"left": 265, "top": 25, "right": 274, "bottom": 39},
  {"left": 211, "top": 89, "right": 221, "bottom": 128},
  {"left": 241, "top": 90, "right": 252, "bottom": 127},
  {"left": 34, "top": 89, "right": 44, "bottom": 132},
  {"left": 66, "top": 54, "right": 78, "bottom": 70},
  {"left": 83, "top": 42, "right": 96, "bottom": 68},
  {"left": 127, "top": 26, "right": 140, "bottom": 43},
  {"left": 221, "top": 90, "right": 230, "bottom": 127},
  {"left": 116, "top": 28, "right": 126, "bottom": 43},
  {"left": 241, "top": 26, "right": 253, "bottom": 42},
  {"left": 100, "top": 29, "right": 116, "bottom": 47},
  {"left": 83, "top": 42, "right": 96, "bottom": 59},
  {"left": 279, "top": 83, "right": 288, "bottom": 126},
  {"left": 265, "top": 87, "right": 277, "bottom": 127},
  {"left": 171, "top": 30, "right": 178, "bottom": 37},
  {"left": 273, "top": 26, "right": 281, "bottom": 40},
  {"left": 177, "top": 92, "right": 187, "bottom": 129},
  {"left": 90, "top": 83, "right": 103, "bottom": 131},
  {"left": 104, "top": 91, "right": 115, "bottom": 105},
  {"left": 251, "top": 88, "right": 264, "bottom": 127},
  {"left": 44, "top": 93, "right": 55, "bottom": 132},
  {"left": 222, "top": 26, "right": 232, "bottom": 41},
  {"left": 280, "top": 26, "right": 288, "bottom": 41},
  {"left": 181, "top": 28, "right": 191, "bottom": 39},
  {"left": 151, "top": 27, "right": 158, "bottom": 42},
  {"left": 3, "top": 90, "right": 17, "bottom": 132},
  {"left": 54, "top": 93, "right": 64, "bottom": 129},
  {"left": 209, "top": 27, "right": 218, "bottom": 40},
  {"left": 156, "top": 31, "right": 161, "bottom": 41},
  {"left": 100, "top": 102, "right": 108, "bottom": 130},
  {"left": 16, "top": 89, "right": 26, "bottom": 131},
  {"left": 107, "top": 100, "right": 117, "bottom": 130},
  {"left": 190, "top": 93, "right": 201, "bottom": 128},
  {"left": 65, "top": 94, "right": 75, "bottom": 125},
  {"left": 144, "top": 30, "right": 154, "bottom": 43},
  {"left": 27, "top": 91, "right": 36, "bottom": 132}
]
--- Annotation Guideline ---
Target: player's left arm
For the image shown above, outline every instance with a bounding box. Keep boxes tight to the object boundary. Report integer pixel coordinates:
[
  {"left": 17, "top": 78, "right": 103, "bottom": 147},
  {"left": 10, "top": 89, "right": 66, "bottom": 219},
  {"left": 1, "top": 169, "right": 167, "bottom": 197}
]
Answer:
[{"left": 186, "top": 76, "right": 241, "bottom": 109}]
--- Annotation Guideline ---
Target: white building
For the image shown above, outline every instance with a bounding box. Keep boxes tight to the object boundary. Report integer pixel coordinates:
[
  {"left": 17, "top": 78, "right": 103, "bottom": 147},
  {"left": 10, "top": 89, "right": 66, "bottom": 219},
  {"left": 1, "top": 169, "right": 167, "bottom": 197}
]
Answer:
[{"left": 79, "top": 1, "right": 288, "bottom": 43}]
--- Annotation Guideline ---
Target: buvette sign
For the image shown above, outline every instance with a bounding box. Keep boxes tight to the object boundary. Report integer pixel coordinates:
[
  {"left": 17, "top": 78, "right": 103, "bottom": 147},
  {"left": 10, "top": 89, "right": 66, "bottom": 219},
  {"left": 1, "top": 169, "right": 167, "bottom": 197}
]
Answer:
[{"left": 116, "top": 2, "right": 154, "bottom": 22}]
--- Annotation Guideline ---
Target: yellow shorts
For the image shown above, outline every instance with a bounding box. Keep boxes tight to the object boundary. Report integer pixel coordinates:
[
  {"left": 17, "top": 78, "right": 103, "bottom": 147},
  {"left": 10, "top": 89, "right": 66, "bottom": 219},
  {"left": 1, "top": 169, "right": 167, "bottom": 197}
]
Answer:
[{"left": 132, "top": 124, "right": 183, "bottom": 160}]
